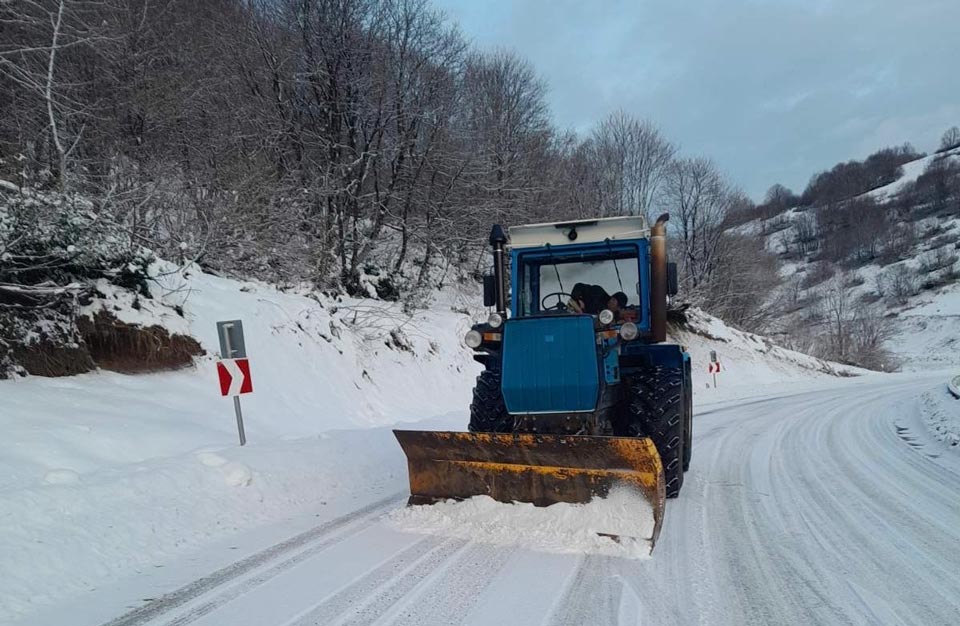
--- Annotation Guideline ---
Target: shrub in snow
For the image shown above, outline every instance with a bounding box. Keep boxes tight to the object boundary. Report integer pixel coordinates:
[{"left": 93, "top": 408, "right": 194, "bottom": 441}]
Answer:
[{"left": 0, "top": 187, "right": 200, "bottom": 377}]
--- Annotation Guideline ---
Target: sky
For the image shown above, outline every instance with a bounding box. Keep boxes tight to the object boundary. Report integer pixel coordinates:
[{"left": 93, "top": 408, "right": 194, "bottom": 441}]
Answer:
[{"left": 435, "top": 0, "right": 960, "bottom": 200}]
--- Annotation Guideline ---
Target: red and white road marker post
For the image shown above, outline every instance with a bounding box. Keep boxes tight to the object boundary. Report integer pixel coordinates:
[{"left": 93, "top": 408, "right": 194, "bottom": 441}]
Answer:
[
  {"left": 217, "top": 320, "right": 253, "bottom": 445},
  {"left": 708, "top": 350, "right": 722, "bottom": 388}
]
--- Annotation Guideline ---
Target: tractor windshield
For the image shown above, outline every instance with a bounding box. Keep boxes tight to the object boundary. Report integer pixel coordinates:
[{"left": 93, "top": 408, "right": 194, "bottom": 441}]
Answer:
[{"left": 516, "top": 248, "right": 641, "bottom": 318}]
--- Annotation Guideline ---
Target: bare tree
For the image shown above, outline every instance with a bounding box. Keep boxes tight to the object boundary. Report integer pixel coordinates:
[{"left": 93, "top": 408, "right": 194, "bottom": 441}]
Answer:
[
  {"left": 664, "top": 157, "right": 731, "bottom": 289},
  {"left": 793, "top": 212, "right": 818, "bottom": 256},
  {"left": 882, "top": 264, "right": 919, "bottom": 305},
  {"left": 764, "top": 184, "right": 795, "bottom": 211},
  {"left": 461, "top": 49, "right": 553, "bottom": 222},
  {"left": 0, "top": 0, "right": 113, "bottom": 190},
  {"left": 695, "top": 234, "right": 782, "bottom": 329},
  {"left": 819, "top": 278, "right": 851, "bottom": 360},
  {"left": 940, "top": 126, "right": 960, "bottom": 152},
  {"left": 590, "top": 111, "right": 675, "bottom": 220}
]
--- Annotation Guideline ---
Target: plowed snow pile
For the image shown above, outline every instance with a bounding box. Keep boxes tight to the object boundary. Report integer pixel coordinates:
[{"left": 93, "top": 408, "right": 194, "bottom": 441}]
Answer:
[
  {"left": 921, "top": 384, "right": 960, "bottom": 446},
  {"left": 389, "top": 489, "right": 655, "bottom": 559}
]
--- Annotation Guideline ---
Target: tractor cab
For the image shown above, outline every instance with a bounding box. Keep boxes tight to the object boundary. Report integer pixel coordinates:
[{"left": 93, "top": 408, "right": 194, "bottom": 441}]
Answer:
[{"left": 507, "top": 216, "right": 652, "bottom": 330}]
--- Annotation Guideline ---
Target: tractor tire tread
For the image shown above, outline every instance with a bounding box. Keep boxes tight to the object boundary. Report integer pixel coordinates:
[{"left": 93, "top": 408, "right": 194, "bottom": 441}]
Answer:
[
  {"left": 469, "top": 367, "right": 512, "bottom": 433},
  {"left": 626, "top": 367, "right": 685, "bottom": 497}
]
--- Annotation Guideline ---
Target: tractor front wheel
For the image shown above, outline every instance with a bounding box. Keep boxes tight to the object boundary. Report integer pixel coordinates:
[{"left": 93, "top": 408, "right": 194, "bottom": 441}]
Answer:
[
  {"left": 468, "top": 367, "right": 512, "bottom": 433},
  {"left": 626, "top": 367, "right": 685, "bottom": 497}
]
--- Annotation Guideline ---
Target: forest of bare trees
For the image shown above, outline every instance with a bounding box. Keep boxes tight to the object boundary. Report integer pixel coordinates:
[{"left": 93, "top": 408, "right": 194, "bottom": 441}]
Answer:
[
  {"left": 4, "top": 1, "right": 958, "bottom": 378},
  {"left": 1, "top": 0, "right": 761, "bottom": 310}
]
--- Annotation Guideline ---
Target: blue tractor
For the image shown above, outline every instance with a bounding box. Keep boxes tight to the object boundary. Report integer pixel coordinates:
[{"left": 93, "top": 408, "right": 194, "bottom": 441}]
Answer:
[{"left": 395, "top": 215, "right": 692, "bottom": 546}]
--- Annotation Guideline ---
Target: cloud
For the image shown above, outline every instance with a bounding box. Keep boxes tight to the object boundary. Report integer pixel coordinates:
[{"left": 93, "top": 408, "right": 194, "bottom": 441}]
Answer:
[{"left": 437, "top": 0, "right": 960, "bottom": 198}]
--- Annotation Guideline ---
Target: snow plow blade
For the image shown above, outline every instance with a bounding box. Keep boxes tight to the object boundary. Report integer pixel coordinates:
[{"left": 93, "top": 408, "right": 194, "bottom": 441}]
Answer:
[{"left": 393, "top": 430, "right": 665, "bottom": 547}]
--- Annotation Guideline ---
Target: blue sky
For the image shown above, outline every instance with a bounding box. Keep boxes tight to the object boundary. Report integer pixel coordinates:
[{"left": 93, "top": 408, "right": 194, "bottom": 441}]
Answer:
[{"left": 436, "top": 0, "right": 960, "bottom": 199}]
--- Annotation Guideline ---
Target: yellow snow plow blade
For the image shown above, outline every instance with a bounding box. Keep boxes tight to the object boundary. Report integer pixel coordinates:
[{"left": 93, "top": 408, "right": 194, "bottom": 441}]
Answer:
[{"left": 393, "top": 430, "right": 665, "bottom": 546}]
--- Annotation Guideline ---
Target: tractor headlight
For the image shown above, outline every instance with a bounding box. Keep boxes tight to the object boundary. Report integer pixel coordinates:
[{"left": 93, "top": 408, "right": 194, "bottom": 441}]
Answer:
[
  {"left": 598, "top": 309, "right": 614, "bottom": 325},
  {"left": 487, "top": 312, "right": 504, "bottom": 328},
  {"left": 619, "top": 322, "right": 639, "bottom": 341},
  {"left": 464, "top": 329, "right": 483, "bottom": 348}
]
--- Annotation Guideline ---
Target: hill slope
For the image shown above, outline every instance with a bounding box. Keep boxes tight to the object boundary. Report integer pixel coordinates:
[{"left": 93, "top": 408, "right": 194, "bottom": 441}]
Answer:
[{"left": 732, "top": 148, "right": 960, "bottom": 370}]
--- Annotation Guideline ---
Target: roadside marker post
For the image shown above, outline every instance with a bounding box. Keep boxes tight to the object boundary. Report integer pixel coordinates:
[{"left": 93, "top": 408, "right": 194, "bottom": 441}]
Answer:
[
  {"left": 217, "top": 320, "right": 252, "bottom": 446},
  {"left": 709, "top": 351, "right": 721, "bottom": 388}
]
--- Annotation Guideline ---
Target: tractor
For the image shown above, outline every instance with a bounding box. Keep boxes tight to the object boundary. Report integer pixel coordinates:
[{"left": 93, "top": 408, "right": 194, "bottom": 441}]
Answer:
[{"left": 394, "top": 214, "right": 692, "bottom": 546}]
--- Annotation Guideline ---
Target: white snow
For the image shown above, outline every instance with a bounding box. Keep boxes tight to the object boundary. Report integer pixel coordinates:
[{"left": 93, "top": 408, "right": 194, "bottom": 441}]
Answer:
[
  {"left": 888, "top": 280, "right": 960, "bottom": 370},
  {"left": 921, "top": 383, "right": 960, "bottom": 446},
  {"left": 0, "top": 264, "right": 867, "bottom": 623},
  {"left": 0, "top": 266, "right": 481, "bottom": 623},
  {"left": 864, "top": 147, "right": 960, "bottom": 201},
  {"left": 672, "top": 308, "right": 862, "bottom": 389},
  {"left": 41, "top": 469, "right": 80, "bottom": 485},
  {"left": 17, "top": 371, "right": 958, "bottom": 626},
  {"left": 389, "top": 489, "right": 655, "bottom": 559}
]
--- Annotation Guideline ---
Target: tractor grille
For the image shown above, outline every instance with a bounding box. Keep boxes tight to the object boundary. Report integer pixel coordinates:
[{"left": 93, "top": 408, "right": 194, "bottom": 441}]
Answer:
[{"left": 500, "top": 315, "right": 599, "bottom": 414}]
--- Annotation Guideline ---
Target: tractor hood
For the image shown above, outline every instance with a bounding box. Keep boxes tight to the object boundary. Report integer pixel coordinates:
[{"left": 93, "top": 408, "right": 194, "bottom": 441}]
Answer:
[{"left": 500, "top": 315, "right": 600, "bottom": 414}]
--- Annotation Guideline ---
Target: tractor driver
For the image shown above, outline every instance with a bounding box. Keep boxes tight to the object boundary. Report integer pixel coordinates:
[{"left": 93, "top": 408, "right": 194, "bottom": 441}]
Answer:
[
  {"left": 608, "top": 291, "right": 627, "bottom": 319},
  {"left": 608, "top": 291, "right": 639, "bottom": 323},
  {"left": 568, "top": 283, "right": 610, "bottom": 315}
]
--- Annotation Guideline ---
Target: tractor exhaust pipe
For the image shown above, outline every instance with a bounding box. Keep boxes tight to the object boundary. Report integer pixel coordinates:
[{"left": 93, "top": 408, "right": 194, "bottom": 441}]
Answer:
[
  {"left": 490, "top": 225, "right": 508, "bottom": 317},
  {"left": 650, "top": 214, "right": 669, "bottom": 343}
]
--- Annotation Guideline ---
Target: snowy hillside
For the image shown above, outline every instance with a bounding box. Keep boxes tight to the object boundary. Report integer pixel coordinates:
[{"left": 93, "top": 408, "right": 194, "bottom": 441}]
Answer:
[
  {"left": 671, "top": 308, "right": 859, "bottom": 386},
  {"left": 864, "top": 147, "right": 960, "bottom": 201},
  {"left": 0, "top": 263, "right": 865, "bottom": 623},
  {"left": 733, "top": 148, "right": 960, "bottom": 371}
]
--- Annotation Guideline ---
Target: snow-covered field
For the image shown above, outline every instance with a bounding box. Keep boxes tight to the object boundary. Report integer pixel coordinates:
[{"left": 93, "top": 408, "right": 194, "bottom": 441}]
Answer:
[{"left": 2, "top": 265, "right": 954, "bottom": 626}]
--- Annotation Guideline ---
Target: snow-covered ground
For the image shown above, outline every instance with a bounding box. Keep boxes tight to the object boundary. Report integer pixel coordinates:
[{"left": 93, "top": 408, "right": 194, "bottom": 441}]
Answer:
[
  {"left": 0, "top": 266, "right": 479, "bottom": 623},
  {"left": 921, "top": 380, "right": 960, "bottom": 447},
  {"left": 893, "top": 281, "right": 960, "bottom": 370},
  {"left": 14, "top": 371, "right": 960, "bottom": 626},
  {"left": 0, "top": 262, "right": 871, "bottom": 624},
  {"left": 864, "top": 147, "right": 960, "bottom": 201}
]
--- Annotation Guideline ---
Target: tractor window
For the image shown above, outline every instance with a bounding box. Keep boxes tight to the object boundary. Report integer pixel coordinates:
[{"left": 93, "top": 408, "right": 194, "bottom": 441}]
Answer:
[
  {"left": 519, "top": 262, "right": 534, "bottom": 316},
  {"left": 532, "top": 253, "right": 640, "bottom": 316}
]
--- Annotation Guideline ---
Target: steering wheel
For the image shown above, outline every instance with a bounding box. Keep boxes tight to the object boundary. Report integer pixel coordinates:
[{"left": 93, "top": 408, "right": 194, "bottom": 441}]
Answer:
[{"left": 541, "top": 291, "right": 575, "bottom": 312}]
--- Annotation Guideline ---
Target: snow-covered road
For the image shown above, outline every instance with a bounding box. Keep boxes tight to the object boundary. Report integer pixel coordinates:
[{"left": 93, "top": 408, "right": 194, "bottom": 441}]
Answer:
[{"left": 33, "top": 375, "right": 960, "bottom": 626}]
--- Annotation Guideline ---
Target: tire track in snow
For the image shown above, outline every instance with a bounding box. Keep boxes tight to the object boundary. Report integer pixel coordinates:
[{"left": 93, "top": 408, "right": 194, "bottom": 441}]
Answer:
[
  {"left": 101, "top": 494, "right": 405, "bottom": 626},
  {"left": 376, "top": 542, "right": 514, "bottom": 626},
  {"left": 283, "top": 536, "right": 467, "bottom": 626},
  {"left": 694, "top": 389, "right": 856, "bottom": 625},
  {"left": 705, "top": 381, "right": 960, "bottom": 625},
  {"left": 544, "top": 556, "right": 624, "bottom": 626},
  {"left": 790, "top": 388, "right": 960, "bottom": 625}
]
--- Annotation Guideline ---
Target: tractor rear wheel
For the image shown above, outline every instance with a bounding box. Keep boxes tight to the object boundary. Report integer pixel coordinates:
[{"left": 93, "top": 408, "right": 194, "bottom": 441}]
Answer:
[
  {"left": 626, "top": 367, "right": 685, "bottom": 497},
  {"left": 468, "top": 367, "right": 512, "bottom": 433},
  {"left": 683, "top": 363, "right": 693, "bottom": 472}
]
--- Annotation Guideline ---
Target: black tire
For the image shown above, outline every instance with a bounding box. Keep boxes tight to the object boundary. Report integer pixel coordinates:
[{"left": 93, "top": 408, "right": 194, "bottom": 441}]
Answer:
[
  {"left": 625, "top": 367, "right": 685, "bottom": 497},
  {"left": 468, "top": 367, "right": 512, "bottom": 433},
  {"left": 682, "top": 365, "right": 693, "bottom": 472}
]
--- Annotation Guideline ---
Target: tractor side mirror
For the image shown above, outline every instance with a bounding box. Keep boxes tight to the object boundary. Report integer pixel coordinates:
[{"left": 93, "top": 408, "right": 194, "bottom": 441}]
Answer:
[
  {"left": 483, "top": 274, "right": 497, "bottom": 307},
  {"left": 666, "top": 262, "right": 679, "bottom": 296}
]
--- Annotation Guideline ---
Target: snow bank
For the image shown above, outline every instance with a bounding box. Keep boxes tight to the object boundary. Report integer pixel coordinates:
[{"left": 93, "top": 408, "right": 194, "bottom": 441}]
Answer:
[
  {"left": 672, "top": 308, "right": 862, "bottom": 396},
  {"left": 921, "top": 385, "right": 960, "bottom": 447},
  {"left": 389, "top": 489, "right": 654, "bottom": 559},
  {"left": 0, "top": 266, "right": 481, "bottom": 623}
]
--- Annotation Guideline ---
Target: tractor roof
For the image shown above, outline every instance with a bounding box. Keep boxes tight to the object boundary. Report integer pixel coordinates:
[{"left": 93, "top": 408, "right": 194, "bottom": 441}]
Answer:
[{"left": 507, "top": 215, "right": 648, "bottom": 249}]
